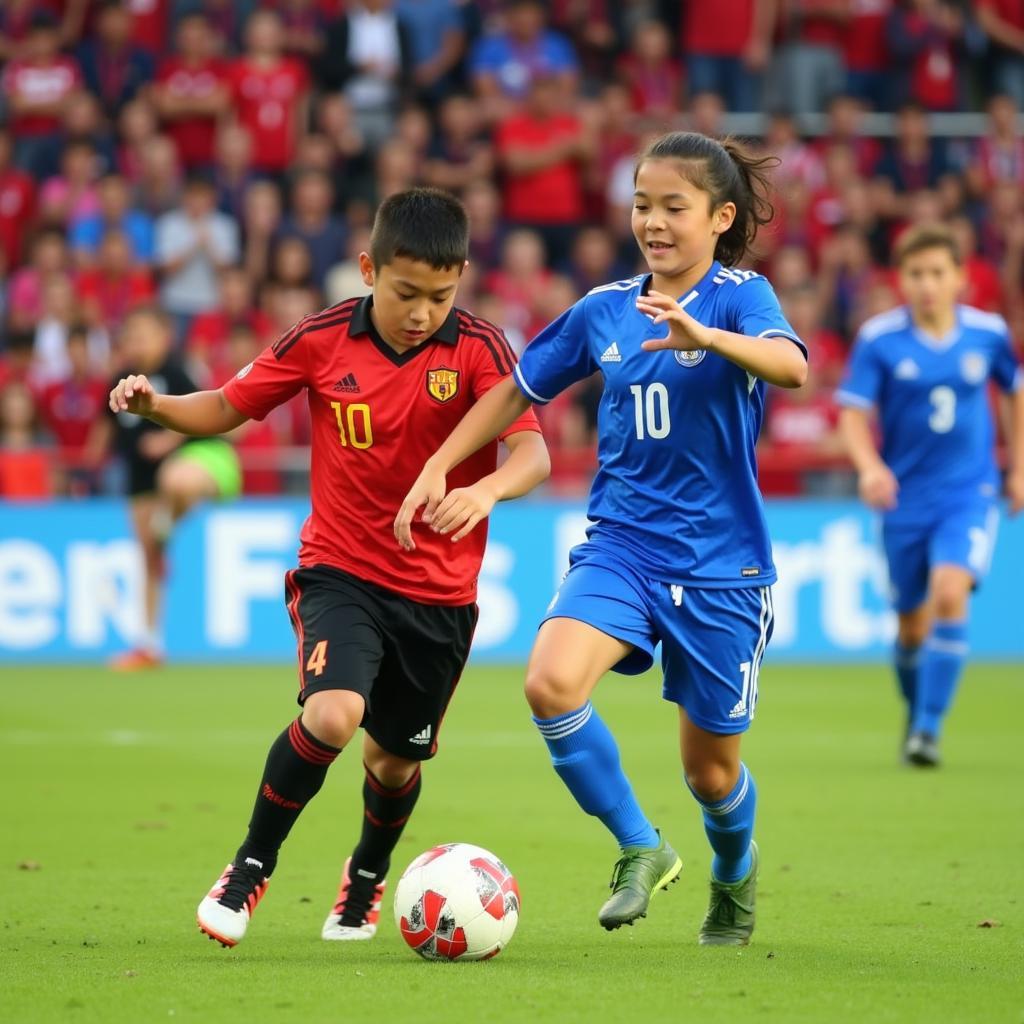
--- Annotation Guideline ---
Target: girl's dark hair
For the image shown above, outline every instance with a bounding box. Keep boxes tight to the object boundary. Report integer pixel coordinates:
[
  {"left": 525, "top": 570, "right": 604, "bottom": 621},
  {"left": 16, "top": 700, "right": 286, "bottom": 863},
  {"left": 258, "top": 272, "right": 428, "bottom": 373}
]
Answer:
[
  {"left": 370, "top": 187, "right": 469, "bottom": 270},
  {"left": 635, "top": 132, "right": 776, "bottom": 267}
]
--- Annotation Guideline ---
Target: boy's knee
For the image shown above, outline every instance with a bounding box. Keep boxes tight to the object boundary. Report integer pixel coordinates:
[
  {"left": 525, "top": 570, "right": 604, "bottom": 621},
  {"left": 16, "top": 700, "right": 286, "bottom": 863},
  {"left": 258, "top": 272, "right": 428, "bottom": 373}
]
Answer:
[{"left": 301, "top": 690, "right": 363, "bottom": 749}]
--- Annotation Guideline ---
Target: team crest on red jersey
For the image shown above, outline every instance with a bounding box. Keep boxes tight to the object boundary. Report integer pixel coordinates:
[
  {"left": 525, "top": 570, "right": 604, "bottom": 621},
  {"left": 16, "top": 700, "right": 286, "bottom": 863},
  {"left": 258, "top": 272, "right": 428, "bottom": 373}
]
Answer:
[{"left": 427, "top": 368, "right": 460, "bottom": 404}]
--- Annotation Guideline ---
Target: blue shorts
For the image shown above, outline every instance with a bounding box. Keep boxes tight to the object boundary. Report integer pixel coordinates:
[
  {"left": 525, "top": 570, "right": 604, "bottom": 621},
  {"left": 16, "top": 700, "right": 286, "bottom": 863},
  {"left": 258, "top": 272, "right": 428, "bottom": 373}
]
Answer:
[
  {"left": 543, "top": 545, "right": 775, "bottom": 735},
  {"left": 883, "top": 501, "right": 1000, "bottom": 613}
]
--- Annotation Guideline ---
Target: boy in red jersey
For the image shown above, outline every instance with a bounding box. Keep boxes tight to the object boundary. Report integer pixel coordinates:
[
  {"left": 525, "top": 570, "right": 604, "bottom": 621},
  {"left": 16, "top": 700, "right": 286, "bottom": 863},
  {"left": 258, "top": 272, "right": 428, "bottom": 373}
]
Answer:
[{"left": 108, "top": 188, "right": 548, "bottom": 948}]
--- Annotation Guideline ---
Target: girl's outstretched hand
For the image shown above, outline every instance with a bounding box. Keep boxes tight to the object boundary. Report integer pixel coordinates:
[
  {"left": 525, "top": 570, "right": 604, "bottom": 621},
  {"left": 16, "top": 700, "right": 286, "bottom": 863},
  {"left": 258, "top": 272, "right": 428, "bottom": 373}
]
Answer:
[{"left": 637, "top": 291, "right": 714, "bottom": 353}]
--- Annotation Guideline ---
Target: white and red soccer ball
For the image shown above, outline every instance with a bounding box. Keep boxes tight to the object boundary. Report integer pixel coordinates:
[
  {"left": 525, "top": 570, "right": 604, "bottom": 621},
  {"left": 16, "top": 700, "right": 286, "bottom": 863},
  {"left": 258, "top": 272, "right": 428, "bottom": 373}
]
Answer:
[{"left": 394, "top": 843, "right": 520, "bottom": 961}]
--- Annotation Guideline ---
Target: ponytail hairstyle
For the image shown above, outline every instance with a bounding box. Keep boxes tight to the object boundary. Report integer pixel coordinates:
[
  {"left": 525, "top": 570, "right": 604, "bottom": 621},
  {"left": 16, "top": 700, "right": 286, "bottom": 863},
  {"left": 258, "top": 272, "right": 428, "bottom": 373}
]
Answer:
[{"left": 634, "top": 132, "right": 777, "bottom": 267}]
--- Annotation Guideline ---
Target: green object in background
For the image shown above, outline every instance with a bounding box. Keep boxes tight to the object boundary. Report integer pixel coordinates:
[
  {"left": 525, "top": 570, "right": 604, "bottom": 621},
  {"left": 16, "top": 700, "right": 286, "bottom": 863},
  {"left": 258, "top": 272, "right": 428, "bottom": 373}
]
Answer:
[{"left": 176, "top": 438, "right": 242, "bottom": 499}]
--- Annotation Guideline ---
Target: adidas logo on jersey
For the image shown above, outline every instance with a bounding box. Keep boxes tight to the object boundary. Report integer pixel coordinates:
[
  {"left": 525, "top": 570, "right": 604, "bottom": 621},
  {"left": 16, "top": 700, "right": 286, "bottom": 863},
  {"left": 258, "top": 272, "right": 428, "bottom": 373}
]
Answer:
[
  {"left": 894, "top": 358, "right": 920, "bottom": 380},
  {"left": 409, "top": 725, "right": 432, "bottom": 745},
  {"left": 600, "top": 342, "right": 622, "bottom": 363},
  {"left": 333, "top": 373, "right": 360, "bottom": 393},
  {"left": 728, "top": 699, "right": 748, "bottom": 720}
]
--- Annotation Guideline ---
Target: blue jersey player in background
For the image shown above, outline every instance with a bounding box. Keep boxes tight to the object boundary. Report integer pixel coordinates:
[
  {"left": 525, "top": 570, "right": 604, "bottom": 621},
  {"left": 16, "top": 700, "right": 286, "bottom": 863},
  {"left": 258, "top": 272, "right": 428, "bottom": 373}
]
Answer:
[
  {"left": 396, "top": 132, "right": 808, "bottom": 946},
  {"left": 838, "top": 224, "right": 1024, "bottom": 768}
]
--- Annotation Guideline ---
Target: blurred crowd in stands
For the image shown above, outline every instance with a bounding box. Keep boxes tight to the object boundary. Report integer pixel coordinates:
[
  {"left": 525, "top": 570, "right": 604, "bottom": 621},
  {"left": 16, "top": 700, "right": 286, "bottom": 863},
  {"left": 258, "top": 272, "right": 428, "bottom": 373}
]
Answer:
[{"left": 0, "top": 0, "right": 1022, "bottom": 499}]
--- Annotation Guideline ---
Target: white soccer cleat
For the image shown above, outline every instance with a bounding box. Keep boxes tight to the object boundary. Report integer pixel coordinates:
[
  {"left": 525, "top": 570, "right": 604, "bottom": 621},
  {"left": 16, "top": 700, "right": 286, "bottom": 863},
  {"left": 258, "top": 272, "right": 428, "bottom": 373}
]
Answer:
[
  {"left": 197, "top": 861, "right": 270, "bottom": 948},
  {"left": 322, "top": 857, "right": 386, "bottom": 941}
]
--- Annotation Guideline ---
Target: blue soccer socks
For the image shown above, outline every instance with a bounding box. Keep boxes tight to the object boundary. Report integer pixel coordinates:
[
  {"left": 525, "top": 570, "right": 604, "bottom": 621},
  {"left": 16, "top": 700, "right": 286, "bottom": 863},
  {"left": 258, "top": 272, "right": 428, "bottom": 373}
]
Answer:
[
  {"left": 913, "top": 620, "right": 968, "bottom": 738},
  {"left": 894, "top": 641, "right": 921, "bottom": 714},
  {"left": 534, "top": 702, "right": 660, "bottom": 850},
  {"left": 687, "top": 763, "right": 757, "bottom": 884}
]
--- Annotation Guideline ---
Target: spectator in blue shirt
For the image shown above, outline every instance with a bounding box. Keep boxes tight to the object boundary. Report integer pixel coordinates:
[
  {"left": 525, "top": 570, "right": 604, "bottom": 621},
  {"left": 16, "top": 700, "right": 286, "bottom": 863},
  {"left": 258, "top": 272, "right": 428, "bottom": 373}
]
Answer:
[
  {"left": 70, "top": 172, "right": 155, "bottom": 267},
  {"left": 396, "top": 0, "right": 467, "bottom": 104},
  {"left": 470, "top": 0, "right": 578, "bottom": 115},
  {"left": 276, "top": 169, "right": 347, "bottom": 292}
]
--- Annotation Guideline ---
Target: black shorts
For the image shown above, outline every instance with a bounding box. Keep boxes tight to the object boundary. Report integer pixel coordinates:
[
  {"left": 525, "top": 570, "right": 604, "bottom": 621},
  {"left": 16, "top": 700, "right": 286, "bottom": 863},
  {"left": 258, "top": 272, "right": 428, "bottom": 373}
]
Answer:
[{"left": 283, "top": 564, "right": 478, "bottom": 761}]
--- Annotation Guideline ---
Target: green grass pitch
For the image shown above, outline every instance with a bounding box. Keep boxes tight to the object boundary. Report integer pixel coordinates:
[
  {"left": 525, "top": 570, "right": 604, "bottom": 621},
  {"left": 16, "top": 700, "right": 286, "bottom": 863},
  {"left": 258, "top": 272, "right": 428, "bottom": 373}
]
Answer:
[{"left": 3, "top": 662, "right": 1022, "bottom": 1024}]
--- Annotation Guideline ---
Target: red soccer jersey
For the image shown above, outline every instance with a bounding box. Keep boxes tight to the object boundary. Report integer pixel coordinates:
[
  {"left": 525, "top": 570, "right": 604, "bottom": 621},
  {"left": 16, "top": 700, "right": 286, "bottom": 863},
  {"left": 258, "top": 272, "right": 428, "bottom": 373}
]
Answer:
[
  {"left": 126, "top": 0, "right": 168, "bottom": 54},
  {"left": 495, "top": 113, "right": 585, "bottom": 224},
  {"left": 222, "top": 296, "right": 542, "bottom": 605},
  {"left": 226, "top": 57, "right": 309, "bottom": 172},
  {"left": 682, "top": 0, "right": 754, "bottom": 55},
  {"left": 0, "top": 169, "right": 36, "bottom": 269},
  {"left": 2, "top": 56, "right": 81, "bottom": 136},
  {"left": 156, "top": 57, "right": 229, "bottom": 168}
]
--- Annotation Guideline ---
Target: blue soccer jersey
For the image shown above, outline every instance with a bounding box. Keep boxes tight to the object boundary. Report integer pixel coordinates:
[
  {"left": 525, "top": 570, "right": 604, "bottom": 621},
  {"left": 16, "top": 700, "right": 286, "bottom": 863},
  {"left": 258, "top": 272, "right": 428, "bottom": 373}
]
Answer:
[
  {"left": 837, "top": 305, "right": 1023, "bottom": 527},
  {"left": 514, "top": 262, "right": 805, "bottom": 587}
]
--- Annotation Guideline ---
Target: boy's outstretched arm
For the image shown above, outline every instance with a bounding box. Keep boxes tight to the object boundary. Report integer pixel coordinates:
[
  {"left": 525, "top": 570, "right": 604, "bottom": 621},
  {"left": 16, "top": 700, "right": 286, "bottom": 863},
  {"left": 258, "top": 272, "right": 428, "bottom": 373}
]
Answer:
[
  {"left": 394, "top": 377, "right": 534, "bottom": 550},
  {"left": 109, "top": 374, "right": 249, "bottom": 435},
  {"left": 414, "top": 429, "right": 550, "bottom": 548}
]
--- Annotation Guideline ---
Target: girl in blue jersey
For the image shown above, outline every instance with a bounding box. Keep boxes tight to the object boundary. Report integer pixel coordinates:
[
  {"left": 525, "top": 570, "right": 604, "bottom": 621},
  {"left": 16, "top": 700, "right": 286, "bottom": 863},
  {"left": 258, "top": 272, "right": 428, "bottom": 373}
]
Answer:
[{"left": 396, "top": 132, "right": 807, "bottom": 944}]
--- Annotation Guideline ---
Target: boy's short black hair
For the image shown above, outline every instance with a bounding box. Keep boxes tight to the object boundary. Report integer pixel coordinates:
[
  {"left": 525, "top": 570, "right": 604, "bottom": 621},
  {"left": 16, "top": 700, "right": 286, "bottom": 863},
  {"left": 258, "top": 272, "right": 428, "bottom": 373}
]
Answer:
[{"left": 369, "top": 188, "right": 468, "bottom": 271}]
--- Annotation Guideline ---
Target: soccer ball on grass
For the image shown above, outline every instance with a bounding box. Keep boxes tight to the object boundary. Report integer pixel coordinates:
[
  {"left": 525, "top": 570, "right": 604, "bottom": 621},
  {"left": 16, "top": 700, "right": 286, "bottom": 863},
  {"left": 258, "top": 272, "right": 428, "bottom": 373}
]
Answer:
[{"left": 393, "top": 843, "right": 520, "bottom": 961}]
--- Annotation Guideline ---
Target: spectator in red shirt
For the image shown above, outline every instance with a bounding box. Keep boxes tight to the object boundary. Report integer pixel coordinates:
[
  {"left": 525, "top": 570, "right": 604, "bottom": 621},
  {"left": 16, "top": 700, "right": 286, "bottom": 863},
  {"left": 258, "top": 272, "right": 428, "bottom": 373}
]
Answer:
[
  {"left": 3, "top": 11, "right": 82, "bottom": 178},
  {"left": 35, "top": 324, "right": 108, "bottom": 493},
  {"left": 77, "top": 0, "right": 154, "bottom": 119},
  {"left": 844, "top": 0, "right": 893, "bottom": 108},
  {"left": 948, "top": 214, "right": 1005, "bottom": 312},
  {"left": 681, "top": 0, "right": 775, "bottom": 112},
  {"left": 773, "top": 0, "right": 849, "bottom": 115},
  {"left": 495, "top": 73, "right": 593, "bottom": 264},
  {"left": 617, "top": 20, "right": 683, "bottom": 125},
  {"left": 187, "top": 266, "right": 274, "bottom": 381},
  {"left": 153, "top": 12, "right": 231, "bottom": 172},
  {"left": 0, "top": 377, "right": 51, "bottom": 498},
  {"left": 483, "top": 227, "right": 552, "bottom": 338},
  {"left": 966, "top": 92, "right": 1024, "bottom": 198},
  {"left": 117, "top": 97, "right": 160, "bottom": 186},
  {"left": 0, "top": 128, "right": 37, "bottom": 273},
  {"left": 580, "top": 82, "right": 637, "bottom": 223},
  {"left": 227, "top": 9, "right": 310, "bottom": 176},
  {"left": 764, "top": 111, "right": 826, "bottom": 191},
  {"left": 76, "top": 229, "right": 156, "bottom": 333},
  {"left": 813, "top": 93, "right": 884, "bottom": 175},
  {"left": 976, "top": 0, "right": 1024, "bottom": 110},
  {"left": 125, "top": 0, "right": 169, "bottom": 58},
  {"left": 886, "top": 0, "right": 965, "bottom": 110}
]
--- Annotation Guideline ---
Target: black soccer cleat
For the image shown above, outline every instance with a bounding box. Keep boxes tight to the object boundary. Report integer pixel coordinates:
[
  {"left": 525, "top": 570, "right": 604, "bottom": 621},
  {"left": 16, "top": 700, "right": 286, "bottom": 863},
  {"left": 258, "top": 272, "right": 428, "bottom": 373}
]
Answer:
[{"left": 904, "top": 731, "right": 940, "bottom": 768}]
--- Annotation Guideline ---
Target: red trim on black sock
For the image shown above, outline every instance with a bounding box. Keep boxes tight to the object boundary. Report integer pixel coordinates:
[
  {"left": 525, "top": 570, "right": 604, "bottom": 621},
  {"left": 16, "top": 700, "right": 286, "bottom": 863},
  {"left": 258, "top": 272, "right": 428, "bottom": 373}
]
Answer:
[{"left": 288, "top": 718, "right": 340, "bottom": 766}]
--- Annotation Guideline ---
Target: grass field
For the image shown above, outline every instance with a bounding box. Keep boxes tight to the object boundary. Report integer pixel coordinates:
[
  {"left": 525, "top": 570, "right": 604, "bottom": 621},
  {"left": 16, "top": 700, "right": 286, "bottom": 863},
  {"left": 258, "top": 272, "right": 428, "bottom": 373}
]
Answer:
[{"left": 3, "top": 662, "right": 1022, "bottom": 1024}]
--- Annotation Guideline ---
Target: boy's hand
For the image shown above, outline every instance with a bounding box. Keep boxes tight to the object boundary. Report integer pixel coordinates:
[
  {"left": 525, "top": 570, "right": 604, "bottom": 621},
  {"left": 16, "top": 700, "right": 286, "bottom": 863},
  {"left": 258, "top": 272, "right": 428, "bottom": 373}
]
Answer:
[
  {"left": 1006, "top": 469, "right": 1024, "bottom": 517},
  {"left": 110, "top": 374, "right": 158, "bottom": 416},
  {"left": 394, "top": 462, "right": 447, "bottom": 552},
  {"left": 428, "top": 480, "right": 499, "bottom": 543},
  {"left": 859, "top": 463, "right": 899, "bottom": 510},
  {"left": 637, "top": 291, "right": 715, "bottom": 352}
]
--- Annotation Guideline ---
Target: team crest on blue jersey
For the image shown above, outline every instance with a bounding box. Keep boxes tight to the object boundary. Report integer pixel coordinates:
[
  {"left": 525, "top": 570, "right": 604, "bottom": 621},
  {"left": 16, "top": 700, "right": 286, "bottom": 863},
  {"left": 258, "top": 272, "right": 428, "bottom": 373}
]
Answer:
[
  {"left": 426, "top": 367, "right": 460, "bottom": 403},
  {"left": 960, "top": 352, "right": 988, "bottom": 385},
  {"left": 674, "top": 349, "right": 707, "bottom": 367}
]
